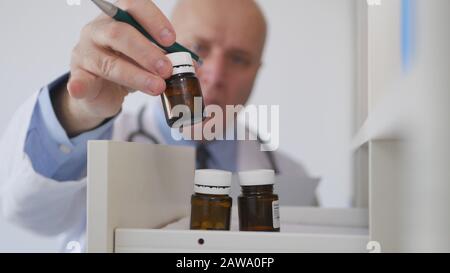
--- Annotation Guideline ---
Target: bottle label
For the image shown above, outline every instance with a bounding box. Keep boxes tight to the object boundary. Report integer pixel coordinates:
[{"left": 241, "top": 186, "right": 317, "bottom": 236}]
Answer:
[{"left": 272, "top": 200, "right": 280, "bottom": 229}]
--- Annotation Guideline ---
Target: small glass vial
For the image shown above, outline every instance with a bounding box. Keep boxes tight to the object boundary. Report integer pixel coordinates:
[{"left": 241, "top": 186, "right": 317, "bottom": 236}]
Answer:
[
  {"left": 238, "top": 169, "right": 280, "bottom": 232},
  {"left": 162, "top": 52, "right": 205, "bottom": 128},
  {"left": 190, "top": 169, "right": 232, "bottom": 230}
]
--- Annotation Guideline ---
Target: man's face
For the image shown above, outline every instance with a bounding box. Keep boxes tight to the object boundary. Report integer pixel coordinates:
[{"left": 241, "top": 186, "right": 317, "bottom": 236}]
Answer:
[{"left": 172, "top": 0, "right": 267, "bottom": 111}]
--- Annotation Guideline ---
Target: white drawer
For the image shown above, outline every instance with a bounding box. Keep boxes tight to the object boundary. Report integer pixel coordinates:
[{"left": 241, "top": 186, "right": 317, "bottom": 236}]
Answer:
[{"left": 115, "top": 207, "right": 369, "bottom": 253}]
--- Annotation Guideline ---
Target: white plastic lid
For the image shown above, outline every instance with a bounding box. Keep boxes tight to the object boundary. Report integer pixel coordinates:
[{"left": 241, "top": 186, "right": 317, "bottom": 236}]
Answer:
[
  {"left": 194, "top": 169, "right": 232, "bottom": 195},
  {"left": 166, "top": 52, "right": 195, "bottom": 75},
  {"left": 238, "top": 169, "right": 275, "bottom": 186}
]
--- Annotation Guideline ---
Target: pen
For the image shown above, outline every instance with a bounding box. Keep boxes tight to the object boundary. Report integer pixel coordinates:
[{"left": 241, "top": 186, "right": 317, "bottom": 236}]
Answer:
[{"left": 90, "top": 0, "right": 201, "bottom": 63}]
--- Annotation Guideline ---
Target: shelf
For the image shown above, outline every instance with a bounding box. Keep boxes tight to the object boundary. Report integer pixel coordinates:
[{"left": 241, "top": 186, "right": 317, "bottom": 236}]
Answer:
[
  {"left": 351, "top": 83, "right": 412, "bottom": 150},
  {"left": 115, "top": 207, "right": 369, "bottom": 253}
]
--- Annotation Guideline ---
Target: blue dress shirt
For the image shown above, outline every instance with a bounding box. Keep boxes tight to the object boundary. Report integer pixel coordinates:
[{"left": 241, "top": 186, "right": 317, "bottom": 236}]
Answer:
[{"left": 24, "top": 74, "right": 238, "bottom": 182}]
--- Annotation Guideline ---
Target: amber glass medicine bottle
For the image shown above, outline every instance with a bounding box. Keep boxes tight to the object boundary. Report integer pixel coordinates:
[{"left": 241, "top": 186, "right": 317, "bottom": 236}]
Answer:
[
  {"left": 190, "top": 170, "right": 232, "bottom": 230},
  {"left": 162, "top": 52, "right": 205, "bottom": 127},
  {"left": 238, "top": 169, "right": 280, "bottom": 232}
]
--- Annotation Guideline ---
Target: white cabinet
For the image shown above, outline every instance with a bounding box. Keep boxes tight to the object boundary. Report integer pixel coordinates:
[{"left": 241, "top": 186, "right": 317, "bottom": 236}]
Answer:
[
  {"left": 86, "top": 141, "right": 369, "bottom": 253},
  {"left": 352, "top": 0, "right": 450, "bottom": 252}
]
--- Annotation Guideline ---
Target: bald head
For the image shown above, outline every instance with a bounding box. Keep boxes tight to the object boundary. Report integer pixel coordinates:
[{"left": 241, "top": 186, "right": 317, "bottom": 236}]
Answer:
[{"left": 171, "top": 0, "right": 267, "bottom": 61}]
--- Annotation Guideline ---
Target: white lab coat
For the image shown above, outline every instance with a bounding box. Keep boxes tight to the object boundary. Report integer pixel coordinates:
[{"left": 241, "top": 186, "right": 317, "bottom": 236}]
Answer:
[{"left": 0, "top": 91, "right": 319, "bottom": 251}]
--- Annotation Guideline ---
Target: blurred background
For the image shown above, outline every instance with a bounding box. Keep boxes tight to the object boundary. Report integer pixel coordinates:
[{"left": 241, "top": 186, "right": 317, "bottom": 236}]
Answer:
[{"left": 0, "top": 0, "right": 355, "bottom": 251}]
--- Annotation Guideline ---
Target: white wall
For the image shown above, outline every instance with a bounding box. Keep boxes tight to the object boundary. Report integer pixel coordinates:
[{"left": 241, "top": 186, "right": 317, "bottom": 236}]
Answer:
[
  {"left": 256, "top": 0, "right": 355, "bottom": 208},
  {"left": 0, "top": 0, "right": 356, "bottom": 251}
]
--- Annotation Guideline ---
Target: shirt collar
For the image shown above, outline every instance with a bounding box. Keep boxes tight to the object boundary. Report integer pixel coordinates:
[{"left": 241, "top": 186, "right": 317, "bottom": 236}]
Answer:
[{"left": 153, "top": 103, "right": 238, "bottom": 171}]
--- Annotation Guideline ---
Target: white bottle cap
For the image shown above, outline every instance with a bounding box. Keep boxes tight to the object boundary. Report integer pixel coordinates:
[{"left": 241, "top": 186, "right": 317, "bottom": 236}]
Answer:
[
  {"left": 166, "top": 52, "right": 195, "bottom": 75},
  {"left": 194, "top": 169, "right": 232, "bottom": 195},
  {"left": 238, "top": 169, "right": 275, "bottom": 186}
]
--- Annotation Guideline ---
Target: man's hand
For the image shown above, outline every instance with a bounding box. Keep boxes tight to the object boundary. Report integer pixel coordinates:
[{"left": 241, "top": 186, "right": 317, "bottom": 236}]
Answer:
[{"left": 55, "top": 0, "right": 174, "bottom": 137}]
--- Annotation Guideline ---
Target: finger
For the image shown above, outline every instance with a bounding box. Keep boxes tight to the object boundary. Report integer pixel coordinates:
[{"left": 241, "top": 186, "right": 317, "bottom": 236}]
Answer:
[
  {"left": 91, "top": 20, "right": 172, "bottom": 78},
  {"left": 117, "top": 0, "right": 176, "bottom": 47},
  {"left": 75, "top": 46, "right": 166, "bottom": 95}
]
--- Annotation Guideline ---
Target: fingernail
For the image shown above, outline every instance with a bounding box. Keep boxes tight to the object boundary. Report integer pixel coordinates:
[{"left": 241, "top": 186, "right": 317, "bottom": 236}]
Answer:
[
  {"left": 145, "top": 78, "right": 164, "bottom": 94},
  {"left": 159, "top": 28, "right": 175, "bottom": 45},
  {"left": 155, "top": 59, "right": 169, "bottom": 77},
  {"left": 145, "top": 78, "right": 157, "bottom": 93}
]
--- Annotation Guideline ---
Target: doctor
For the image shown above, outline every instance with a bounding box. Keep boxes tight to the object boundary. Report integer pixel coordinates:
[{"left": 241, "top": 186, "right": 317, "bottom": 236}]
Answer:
[{"left": 0, "top": 0, "right": 317, "bottom": 251}]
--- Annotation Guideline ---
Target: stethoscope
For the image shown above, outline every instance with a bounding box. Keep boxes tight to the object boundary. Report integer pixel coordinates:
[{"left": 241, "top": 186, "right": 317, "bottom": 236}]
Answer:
[{"left": 126, "top": 105, "right": 280, "bottom": 174}]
